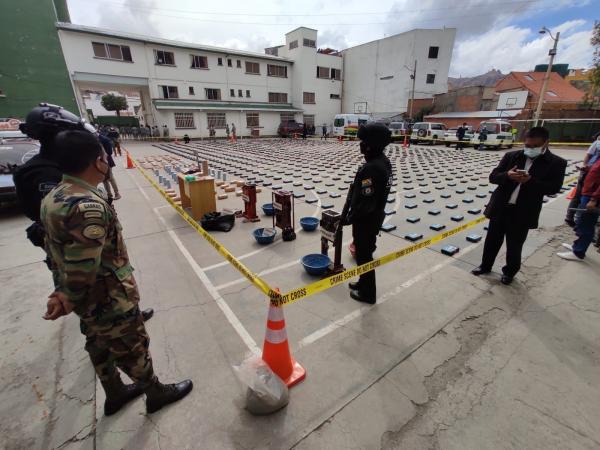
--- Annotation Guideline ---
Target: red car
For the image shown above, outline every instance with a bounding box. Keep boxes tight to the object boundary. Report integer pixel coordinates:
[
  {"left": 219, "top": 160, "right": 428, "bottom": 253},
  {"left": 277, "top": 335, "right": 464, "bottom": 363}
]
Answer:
[{"left": 277, "top": 121, "right": 304, "bottom": 137}]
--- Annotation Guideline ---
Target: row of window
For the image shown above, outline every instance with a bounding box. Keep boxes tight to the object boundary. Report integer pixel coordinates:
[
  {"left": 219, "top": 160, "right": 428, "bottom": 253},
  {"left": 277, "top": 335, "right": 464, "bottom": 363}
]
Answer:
[
  {"left": 161, "top": 85, "right": 341, "bottom": 103},
  {"left": 289, "top": 38, "right": 316, "bottom": 50},
  {"left": 303, "top": 92, "right": 340, "bottom": 102},
  {"left": 92, "top": 41, "right": 287, "bottom": 76},
  {"left": 173, "top": 112, "right": 315, "bottom": 129},
  {"left": 317, "top": 66, "right": 341, "bottom": 80}
]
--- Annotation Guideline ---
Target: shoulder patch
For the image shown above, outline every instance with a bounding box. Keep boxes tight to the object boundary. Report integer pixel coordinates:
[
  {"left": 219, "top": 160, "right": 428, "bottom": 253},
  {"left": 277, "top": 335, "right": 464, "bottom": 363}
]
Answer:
[
  {"left": 84, "top": 211, "right": 103, "bottom": 219},
  {"left": 39, "top": 182, "right": 57, "bottom": 194},
  {"left": 361, "top": 178, "right": 373, "bottom": 187},
  {"left": 82, "top": 224, "right": 106, "bottom": 240},
  {"left": 78, "top": 202, "right": 104, "bottom": 213}
]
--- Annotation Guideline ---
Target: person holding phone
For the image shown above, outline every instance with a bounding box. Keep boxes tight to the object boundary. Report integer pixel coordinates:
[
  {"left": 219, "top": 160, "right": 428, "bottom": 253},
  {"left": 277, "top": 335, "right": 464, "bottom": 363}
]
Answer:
[{"left": 471, "top": 127, "right": 567, "bottom": 285}]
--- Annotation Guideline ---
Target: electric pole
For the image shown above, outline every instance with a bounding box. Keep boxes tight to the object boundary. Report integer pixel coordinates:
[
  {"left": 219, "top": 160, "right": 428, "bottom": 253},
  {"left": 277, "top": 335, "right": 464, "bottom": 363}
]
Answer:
[
  {"left": 533, "top": 28, "right": 560, "bottom": 126},
  {"left": 409, "top": 59, "right": 417, "bottom": 121}
]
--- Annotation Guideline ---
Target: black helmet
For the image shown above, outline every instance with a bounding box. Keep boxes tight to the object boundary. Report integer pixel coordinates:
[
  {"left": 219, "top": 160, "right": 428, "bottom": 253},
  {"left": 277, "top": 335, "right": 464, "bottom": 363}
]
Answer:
[
  {"left": 357, "top": 122, "right": 392, "bottom": 151},
  {"left": 19, "top": 103, "right": 85, "bottom": 140}
]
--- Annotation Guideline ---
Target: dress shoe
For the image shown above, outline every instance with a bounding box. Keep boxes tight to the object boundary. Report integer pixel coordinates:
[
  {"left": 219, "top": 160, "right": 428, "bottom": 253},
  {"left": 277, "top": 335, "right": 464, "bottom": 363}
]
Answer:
[
  {"left": 350, "top": 290, "right": 375, "bottom": 305},
  {"left": 348, "top": 281, "right": 360, "bottom": 291},
  {"left": 500, "top": 275, "right": 513, "bottom": 285},
  {"left": 102, "top": 375, "right": 145, "bottom": 416},
  {"left": 471, "top": 267, "right": 490, "bottom": 276},
  {"left": 142, "top": 308, "right": 154, "bottom": 322},
  {"left": 146, "top": 380, "right": 193, "bottom": 414}
]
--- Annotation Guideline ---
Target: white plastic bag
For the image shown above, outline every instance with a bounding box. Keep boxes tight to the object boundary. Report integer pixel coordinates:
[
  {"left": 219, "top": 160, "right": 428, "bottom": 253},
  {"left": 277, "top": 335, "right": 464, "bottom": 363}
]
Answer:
[{"left": 233, "top": 356, "right": 289, "bottom": 415}]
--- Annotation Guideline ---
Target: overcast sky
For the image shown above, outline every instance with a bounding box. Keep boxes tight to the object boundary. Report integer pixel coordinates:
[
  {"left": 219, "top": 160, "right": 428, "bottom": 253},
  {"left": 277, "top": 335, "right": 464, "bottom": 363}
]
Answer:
[{"left": 66, "top": 0, "right": 597, "bottom": 77}]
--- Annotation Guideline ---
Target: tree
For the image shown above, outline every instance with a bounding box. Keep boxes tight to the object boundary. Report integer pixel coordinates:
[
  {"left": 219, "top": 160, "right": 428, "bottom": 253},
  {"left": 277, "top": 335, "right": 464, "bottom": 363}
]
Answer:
[
  {"left": 589, "top": 20, "right": 600, "bottom": 108},
  {"left": 101, "top": 93, "right": 128, "bottom": 116}
]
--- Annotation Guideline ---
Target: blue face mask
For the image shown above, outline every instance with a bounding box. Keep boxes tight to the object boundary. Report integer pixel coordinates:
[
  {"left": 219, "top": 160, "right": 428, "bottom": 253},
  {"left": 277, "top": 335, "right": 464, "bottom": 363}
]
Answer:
[{"left": 524, "top": 146, "right": 544, "bottom": 159}]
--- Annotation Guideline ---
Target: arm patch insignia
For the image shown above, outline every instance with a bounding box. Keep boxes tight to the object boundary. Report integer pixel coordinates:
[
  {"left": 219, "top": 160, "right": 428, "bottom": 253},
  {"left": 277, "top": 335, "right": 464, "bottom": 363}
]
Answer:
[{"left": 82, "top": 224, "right": 106, "bottom": 240}]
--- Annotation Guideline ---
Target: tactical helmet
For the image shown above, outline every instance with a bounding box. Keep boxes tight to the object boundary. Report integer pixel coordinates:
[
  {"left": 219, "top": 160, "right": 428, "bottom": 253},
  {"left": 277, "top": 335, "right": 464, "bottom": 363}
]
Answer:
[
  {"left": 19, "top": 103, "right": 85, "bottom": 140},
  {"left": 357, "top": 122, "right": 392, "bottom": 151}
]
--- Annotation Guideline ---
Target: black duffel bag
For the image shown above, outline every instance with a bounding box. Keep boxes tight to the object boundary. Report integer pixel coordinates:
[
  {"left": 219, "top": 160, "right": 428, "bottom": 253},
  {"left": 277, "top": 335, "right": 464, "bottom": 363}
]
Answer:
[{"left": 201, "top": 212, "right": 235, "bottom": 232}]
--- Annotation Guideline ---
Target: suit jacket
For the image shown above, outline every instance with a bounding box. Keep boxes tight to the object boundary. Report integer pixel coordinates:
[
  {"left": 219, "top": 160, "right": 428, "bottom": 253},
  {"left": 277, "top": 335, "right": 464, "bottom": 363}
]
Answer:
[{"left": 484, "top": 149, "right": 567, "bottom": 229}]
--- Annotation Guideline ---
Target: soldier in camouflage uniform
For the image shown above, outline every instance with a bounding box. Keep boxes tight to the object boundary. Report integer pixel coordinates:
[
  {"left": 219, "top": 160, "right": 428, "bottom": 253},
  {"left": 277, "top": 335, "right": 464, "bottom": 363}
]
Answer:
[{"left": 41, "top": 130, "right": 192, "bottom": 415}]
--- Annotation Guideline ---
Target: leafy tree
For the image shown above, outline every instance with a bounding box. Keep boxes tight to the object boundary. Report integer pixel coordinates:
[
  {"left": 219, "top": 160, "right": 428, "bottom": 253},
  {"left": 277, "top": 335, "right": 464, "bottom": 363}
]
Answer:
[
  {"left": 101, "top": 93, "right": 128, "bottom": 116},
  {"left": 589, "top": 20, "right": 600, "bottom": 108}
]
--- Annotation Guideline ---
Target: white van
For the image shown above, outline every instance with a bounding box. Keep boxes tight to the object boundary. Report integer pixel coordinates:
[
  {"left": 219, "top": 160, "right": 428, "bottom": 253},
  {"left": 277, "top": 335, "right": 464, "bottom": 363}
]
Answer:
[
  {"left": 410, "top": 122, "right": 447, "bottom": 144},
  {"left": 333, "top": 114, "right": 371, "bottom": 139},
  {"left": 471, "top": 120, "right": 515, "bottom": 150}
]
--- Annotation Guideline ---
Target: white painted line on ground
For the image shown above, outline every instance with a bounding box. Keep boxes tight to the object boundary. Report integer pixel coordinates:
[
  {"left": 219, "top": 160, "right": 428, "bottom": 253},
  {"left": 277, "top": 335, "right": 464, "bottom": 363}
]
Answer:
[
  {"left": 128, "top": 169, "right": 260, "bottom": 354},
  {"left": 297, "top": 243, "right": 480, "bottom": 349}
]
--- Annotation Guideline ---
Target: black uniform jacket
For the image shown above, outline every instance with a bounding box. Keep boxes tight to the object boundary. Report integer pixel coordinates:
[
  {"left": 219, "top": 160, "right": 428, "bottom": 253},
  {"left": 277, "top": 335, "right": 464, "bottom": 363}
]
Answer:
[
  {"left": 484, "top": 149, "right": 566, "bottom": 229},
  {"left": 347, "top": 152, "right": 393, "bottom": 232}
]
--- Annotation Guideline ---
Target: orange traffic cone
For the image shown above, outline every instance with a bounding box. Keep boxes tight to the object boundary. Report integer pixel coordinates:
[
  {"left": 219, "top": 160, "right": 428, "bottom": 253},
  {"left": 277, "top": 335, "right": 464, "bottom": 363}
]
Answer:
[
  {"left": 262, "top": 302, "right": 306, "bottom": 388},
  {"left": 125, "top": 151, "right": 135, "bottom": 169},
  {"left": 402, "top": 135, "right": 409, "bottom": 148},
  {"left": 566, "top": 186, "right": 577, "bottom": 200}
]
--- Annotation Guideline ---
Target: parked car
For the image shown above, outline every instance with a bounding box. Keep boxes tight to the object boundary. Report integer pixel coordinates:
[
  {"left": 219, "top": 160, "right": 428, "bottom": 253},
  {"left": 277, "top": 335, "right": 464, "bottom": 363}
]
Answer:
[
  {"left": 0, "top": 130, "right": 28, "bottom": 142},
  {"left": 410, "top": 122, "right": 447, "bottom": 144},
  {"left": 471, "top": 120, "right": 515, "bottom": 150},
  {"left": 0, "top": 140, "right": 39, "bottom": 203},
  {"left": 277, "top": 121, "right": 304, "bottom": 137},
  {"left": 388, "top": 121, "right": 410, "bottom": 137},
  {"left": 444, "top": 126, "right": 474, "bottom": 147}
]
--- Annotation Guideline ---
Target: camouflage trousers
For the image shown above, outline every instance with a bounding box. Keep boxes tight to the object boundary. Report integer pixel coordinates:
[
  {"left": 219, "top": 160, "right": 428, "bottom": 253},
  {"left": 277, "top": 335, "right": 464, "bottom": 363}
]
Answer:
[{"left": 80, "top": 307, "right": 157, "bottom": 389}]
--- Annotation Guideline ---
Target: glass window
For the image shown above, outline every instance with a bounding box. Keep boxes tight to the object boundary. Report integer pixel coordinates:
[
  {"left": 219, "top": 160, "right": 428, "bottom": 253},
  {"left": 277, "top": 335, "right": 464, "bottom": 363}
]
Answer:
[
  {"left": 430, "top": 123, "right": 446, "bottom": 130},
  {"left": 334, "top": 118, "right": 344, "bottom": 127},
  {"left": 217, "top": 57, "right": 223, "bottom": 66},
  {"left": 238, "top": 89, "right": 243, "bottom": 97},
  {"left": 246, "top": 90, "right": 251, "bottom": 98},
  {"left": 205, "top": 88, "right": 221, "bottom": 100},
  {"left": 289, "top": 40, "right": 298, "bottom": 50},
  {"left": 426, "top": 74, "right": 436, "bottom": 84},
  {"left": 227, "top": 59, "right": 232, "bottom": 67},
  {"left": 92, "top": 42, "right": 132, "bottom": 62},
  {"left": 330, "top": 94, "right": 340, "bottom": 99},
  {"left": 174, "top": 112, "right": 195, "bottom": 129},
  {"left": 267, "top": 64, "right": 287, "bottom": 77},
  {"left": 245, "top": 61, "right": 260, "bottom": 74},
  {"left": 159, "top": 85, "right": 179, "bottom": 99},
  {"left": 230, "top": 89, "right": 235, "bottom": 97},
  {"left": 428, "top": 46, "right": 439, "bottom": 58},
  {"left": 269, "top": 92, "right": 288, "bottom": 103},
  {"left": 191, "top": 55, "right": 208, "bottom": 69},
  {"left": 236, "top": 59, "right": 241, "bottom": 68},
  {"left": 188, "top": 86, "right": 195, "bottom": 95},
  {"left": 303, "top": 92, "right": 315, "bottom": 104},
  {"left": 155, "top": 50, "right": 175, "bottom": 65},
  {"left": 121, "top": 46, "right": 132, "bottom": 62},
  {"left": 331, "top": 68, "right": 341, "bottom": 80},
  {"left": 107, "top": 44, "right": 122, "bottom": 60},
  {"left": 92, "top": 42, "right": 107, "bottom": 58},
  {"left": 303, "top": 38, "right": 316, "bottom": 48},
  {"left": 207, "top": 112, "right": 226, "bottom": 128},
  {"left": 246, "top": 113, "right": 259, "bottom": 127},
  {"left": 317, "top": 66, "right": 330, "bottom": 79}
]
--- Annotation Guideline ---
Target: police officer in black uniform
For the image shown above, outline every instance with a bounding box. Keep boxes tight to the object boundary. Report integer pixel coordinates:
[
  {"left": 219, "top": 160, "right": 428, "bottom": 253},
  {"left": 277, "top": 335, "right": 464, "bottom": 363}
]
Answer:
[
  {"left": 13, "top": 103, "right": 155, "bottom": 321},
  {"left": 345, "top": 123, "right": 393, "bottom": 304}
]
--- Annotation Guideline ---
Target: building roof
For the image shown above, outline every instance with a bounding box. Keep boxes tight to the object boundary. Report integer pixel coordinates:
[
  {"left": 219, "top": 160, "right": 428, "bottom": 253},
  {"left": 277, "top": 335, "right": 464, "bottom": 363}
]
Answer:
[
  {"left": 496, "top": 71, "right": 585, "bottom": 103},
  {"left": 153, "top": 99, "right": 303, "bottom": 112},
  {"left": 56, "top": 22, "right": 293, "bottom": 63},
  {"left": 425, "top": 110, "right": 522, "bottom": 119}
]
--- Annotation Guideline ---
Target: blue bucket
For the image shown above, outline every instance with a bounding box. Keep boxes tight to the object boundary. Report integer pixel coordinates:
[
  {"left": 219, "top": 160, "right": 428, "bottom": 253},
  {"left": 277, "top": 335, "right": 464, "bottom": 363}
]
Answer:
[
  {"left": 301, "top": 253, "right": 331, "bottom": 276},
  {"left": 262, "top": 203, "right": 275, "bottom": 216},
  {"left": 299, "top": 217, "right": 319, "bottom": 231},
  {"left": 253, "top": 228, "right": 277, "bottom": 245}
]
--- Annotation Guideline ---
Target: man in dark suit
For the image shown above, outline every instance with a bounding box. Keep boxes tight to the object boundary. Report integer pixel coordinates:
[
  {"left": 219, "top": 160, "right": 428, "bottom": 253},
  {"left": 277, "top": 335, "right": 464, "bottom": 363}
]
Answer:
[{"left": 472, "top": 127, "right": 567, "bottom": 284}]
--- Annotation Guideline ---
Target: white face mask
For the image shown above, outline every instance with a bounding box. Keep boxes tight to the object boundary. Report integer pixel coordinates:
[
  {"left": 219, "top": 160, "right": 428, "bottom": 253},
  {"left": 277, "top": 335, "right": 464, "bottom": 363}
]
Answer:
[{"left": 524, "top": 146, "right": 543, "bottom": 158}]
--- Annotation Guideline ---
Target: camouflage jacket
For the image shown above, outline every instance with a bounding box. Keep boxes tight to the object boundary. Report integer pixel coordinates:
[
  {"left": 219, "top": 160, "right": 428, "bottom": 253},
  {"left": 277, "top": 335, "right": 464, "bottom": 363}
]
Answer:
[{"left": 40, "top": 175, "right": 139, "bottom": 322}]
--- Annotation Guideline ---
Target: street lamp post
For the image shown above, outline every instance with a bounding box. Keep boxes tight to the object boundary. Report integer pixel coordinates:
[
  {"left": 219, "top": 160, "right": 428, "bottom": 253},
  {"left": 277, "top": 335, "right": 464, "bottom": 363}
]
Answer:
[
  {"left": 533, "top": 27, "right": 560, "bottom": 126},
  {"left": 408, "top": 59, "right": 417, "bottom": 121}
]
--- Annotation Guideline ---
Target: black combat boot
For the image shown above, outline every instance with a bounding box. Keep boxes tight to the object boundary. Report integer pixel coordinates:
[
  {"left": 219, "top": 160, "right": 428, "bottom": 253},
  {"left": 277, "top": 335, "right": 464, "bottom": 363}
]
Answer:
[
  {"left": 102, "top": 374, "right": 145, "bottom": 416},
  {"left": 145, "top": 379, "right": 193, "bottom": 414}
]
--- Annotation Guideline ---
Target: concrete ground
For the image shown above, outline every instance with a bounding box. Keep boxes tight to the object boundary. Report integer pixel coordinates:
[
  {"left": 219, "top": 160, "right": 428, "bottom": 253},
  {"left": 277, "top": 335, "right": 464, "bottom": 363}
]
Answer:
[{"left": 0, "top": 140, "right": 598, "bottom": 450}]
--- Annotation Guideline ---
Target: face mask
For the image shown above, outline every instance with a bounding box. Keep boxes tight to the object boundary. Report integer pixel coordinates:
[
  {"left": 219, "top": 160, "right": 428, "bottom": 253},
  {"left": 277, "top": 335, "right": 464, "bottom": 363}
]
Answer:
[{"left": 524, "top": 147, "right": 543, "bottom": 159}]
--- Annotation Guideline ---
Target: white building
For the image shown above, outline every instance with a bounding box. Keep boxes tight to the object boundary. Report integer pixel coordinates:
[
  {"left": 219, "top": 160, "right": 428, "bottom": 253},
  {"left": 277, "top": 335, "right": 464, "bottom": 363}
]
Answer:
[
  {"left": 56, "top": 23, "right": 454, "bottom": 138},
  {"left": 341, "top": 28, "right": 456, "bottom": 117}
]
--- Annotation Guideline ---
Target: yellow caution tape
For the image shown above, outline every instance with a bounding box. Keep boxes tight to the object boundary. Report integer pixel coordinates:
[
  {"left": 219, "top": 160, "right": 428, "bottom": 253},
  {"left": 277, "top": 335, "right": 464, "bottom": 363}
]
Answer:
[
  {"left": 268, "top": 216, "right": 487, "bottom": 307},
  {"left": 130, "top": 149, "right": 579, "bottom": 308}
]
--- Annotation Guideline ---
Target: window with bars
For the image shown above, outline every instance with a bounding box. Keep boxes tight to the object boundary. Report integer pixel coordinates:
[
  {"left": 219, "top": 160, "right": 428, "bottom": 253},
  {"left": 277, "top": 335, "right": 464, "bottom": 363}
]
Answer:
[
  {"left": 317, "top": 66, "right": 330, "bottom": 79},
  {"left": 267, "top": 64, "right": 287, "bottom": 77},
  {"left": 428, "top": 46, "right": 439, "bottom": 59},
  {"left": 268, "top": 92, "right": 288, "bottom": 103},
  {"left": 92, "top": 42, "right": 132, "bottom": 62},
  {"left": 207, "top": 112, "right": 227, "bottom": 128},
  {"left": 303, "top": 115, "right": 315, "bottom": 127},
  {"left": 154, "top": 49, "right": 175, "bottom": 65},
  {"left": 174, "top": 112, "right": 195, "bottom": 129},
  {"left": 246, "top": 113, "right": 259, "bottom": 127},
  {"left": 303, "top": 38, "right": 316, "bottom": 48},
  {"left": 331, "top": 68, "right": 341, "bottom": 80},
  {"left": 159, "top": 85, "right": 179, "bottom": 99},
  {"left": 303, "top": 92, "right": 315, "bottom": 104},
  {"left": 205, "top": 88, "right": 221, "bottom": 100},
  {"left": 245, "top": 61, "right": 260, "bottom": 74},
  {"left": 280, "top": 113, "right": 295, "bottom": 123},
  {"left": 289, "top": 40, "right": 298, "bottom": 50},
  {"left": 426, "top": 74, "right": 436, "bottom": 84},
  {"left": 190, "top": 55, "right": 208, "bottom": 69}
]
